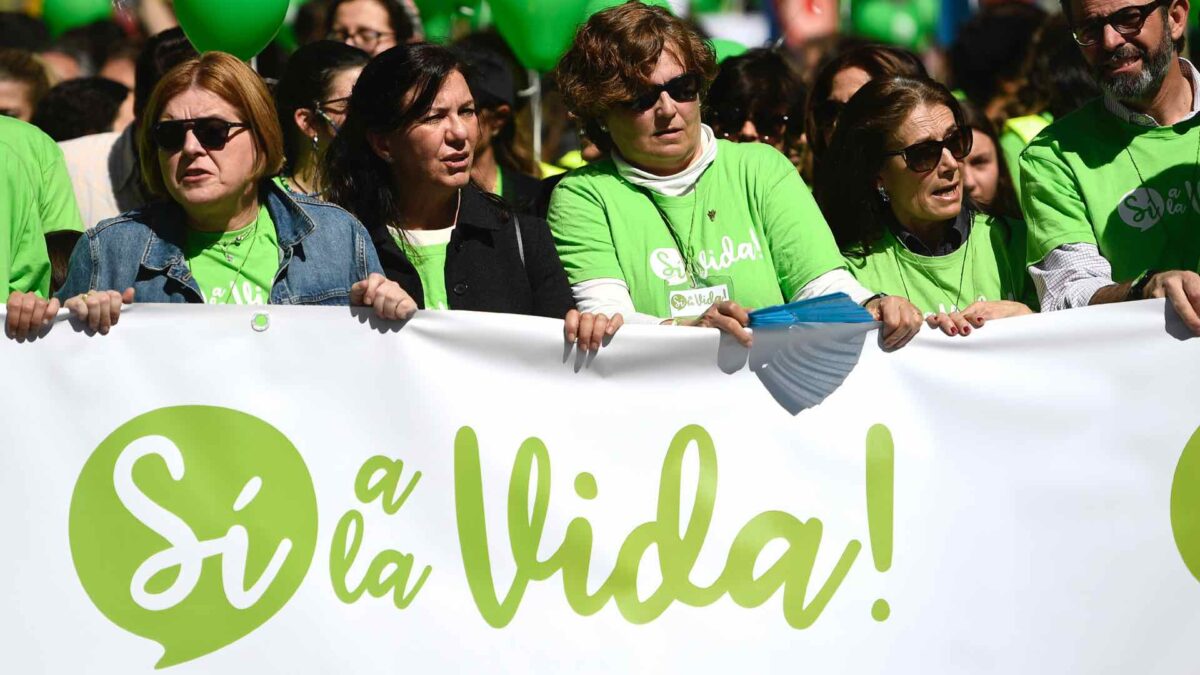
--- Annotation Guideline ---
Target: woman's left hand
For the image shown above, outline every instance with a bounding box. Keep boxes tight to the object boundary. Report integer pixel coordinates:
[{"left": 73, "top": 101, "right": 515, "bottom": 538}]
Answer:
[
  {"left": 958, "top": 300, "right": 1032, "bottom": 327},
  {"left": 351, "top": 273, "right": 418, "bottom": 321},
  {"left": 564, "top": 309, "right": 623, "bottom": 351}
]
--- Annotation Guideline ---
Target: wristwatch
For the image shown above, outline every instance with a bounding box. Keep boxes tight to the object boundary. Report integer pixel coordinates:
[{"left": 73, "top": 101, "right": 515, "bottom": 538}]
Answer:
[
  {"left": 1127, "top": 269, "right": 1159, "bottom": 302},
  {"left": 861, "top": 292, "right": 888, "bottom": 307}
]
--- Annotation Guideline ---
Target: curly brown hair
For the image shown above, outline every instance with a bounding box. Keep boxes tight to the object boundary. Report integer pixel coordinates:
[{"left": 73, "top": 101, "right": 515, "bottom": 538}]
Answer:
[{"left": 555, "top": 1, "right": 717, "bottom": 152}]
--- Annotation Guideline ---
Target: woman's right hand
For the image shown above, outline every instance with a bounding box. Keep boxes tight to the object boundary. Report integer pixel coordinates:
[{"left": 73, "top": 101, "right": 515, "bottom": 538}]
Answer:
[
  {"left": 671, "top": 300, "right": 754, "bottom": 348},
  {"left": 564, "top": 309, "right": 624, "bottom": 351},
  {"left": 5, "top": 291, "right": 61, "bottom": 340},
  {"left": 864, "top": 295, "right": 923, "bottom": 350},
  {"left": 64, "top": 288, "right": 136, "bottom": 335}
]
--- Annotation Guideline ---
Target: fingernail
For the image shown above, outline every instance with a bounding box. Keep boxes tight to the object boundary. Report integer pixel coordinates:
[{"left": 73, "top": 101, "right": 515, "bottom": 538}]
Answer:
[
  {"left": 962, "top": 327, "right": 971, "bottom": 335},
  {"left": 949, "top": 328, "right": 957, "bottom": 335}
]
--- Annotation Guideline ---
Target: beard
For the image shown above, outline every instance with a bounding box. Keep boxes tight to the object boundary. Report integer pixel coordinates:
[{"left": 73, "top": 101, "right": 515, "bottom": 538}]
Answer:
[{"left": 1093, "top": 37, "right": 1175, "bottom": 102}]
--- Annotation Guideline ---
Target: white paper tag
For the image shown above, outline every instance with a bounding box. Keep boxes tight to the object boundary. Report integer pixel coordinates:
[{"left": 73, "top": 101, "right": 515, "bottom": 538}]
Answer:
[{"left": 668, "top": 284, "right": 730, "bottom": 319}]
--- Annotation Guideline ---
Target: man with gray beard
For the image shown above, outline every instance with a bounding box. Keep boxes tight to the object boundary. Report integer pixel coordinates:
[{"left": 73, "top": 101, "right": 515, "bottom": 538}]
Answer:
[{"left": 1019, "top": 0, "right": 1200, "bottom": 334}]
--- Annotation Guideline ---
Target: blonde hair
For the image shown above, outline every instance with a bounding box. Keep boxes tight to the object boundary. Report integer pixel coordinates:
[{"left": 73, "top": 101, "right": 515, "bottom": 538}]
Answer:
[{"left": 138, "top": 52, "right": 284, "bottom": 198}]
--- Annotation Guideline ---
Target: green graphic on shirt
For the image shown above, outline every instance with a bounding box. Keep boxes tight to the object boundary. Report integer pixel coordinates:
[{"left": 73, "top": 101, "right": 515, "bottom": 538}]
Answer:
[
  {"left": 68, "top": 406, "right": 318, "bottom": 669},
  {"left": 1170, "top": 426, "right": 1200, "bottom": 584}
]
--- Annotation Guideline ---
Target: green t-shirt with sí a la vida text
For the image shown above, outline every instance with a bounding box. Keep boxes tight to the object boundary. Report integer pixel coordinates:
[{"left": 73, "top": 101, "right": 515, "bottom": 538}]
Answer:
[
  {"left": 844, "top": 212, "right": 1035, "bottom": 314},
  {"left": 546, "top": 140, "right": 846, "bottom": 318},
  {"left": 1020, "top": 98, "right": 1200, "bottom": 281},
  {"left": 185, "top": 204, "right": 280, "bottom": 305}
]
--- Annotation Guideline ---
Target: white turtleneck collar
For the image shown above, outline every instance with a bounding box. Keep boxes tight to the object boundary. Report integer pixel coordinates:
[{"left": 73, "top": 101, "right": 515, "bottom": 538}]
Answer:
[{"left": 612, "top": 124, "right": 718, "bottom": 197}]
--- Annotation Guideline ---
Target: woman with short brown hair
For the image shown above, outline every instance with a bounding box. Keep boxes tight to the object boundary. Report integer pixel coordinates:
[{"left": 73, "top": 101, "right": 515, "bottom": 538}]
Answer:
[
  {"left": 549, "top": 2, "right": 923, "bottom": 350},
  {"left": 6, "top": 52, "right": 415, "bottom": 337}
]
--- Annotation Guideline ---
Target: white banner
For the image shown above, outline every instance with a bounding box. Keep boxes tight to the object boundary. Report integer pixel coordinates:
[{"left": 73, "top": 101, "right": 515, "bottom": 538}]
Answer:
[{"left": 3, "top": 302, "right": 1200, "bottom": 673}]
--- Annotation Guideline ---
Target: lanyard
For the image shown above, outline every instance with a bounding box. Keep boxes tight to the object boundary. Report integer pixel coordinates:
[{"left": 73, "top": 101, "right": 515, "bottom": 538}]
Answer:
[{"left": 637, "top": 185, "right": 701, "bottom": 289}]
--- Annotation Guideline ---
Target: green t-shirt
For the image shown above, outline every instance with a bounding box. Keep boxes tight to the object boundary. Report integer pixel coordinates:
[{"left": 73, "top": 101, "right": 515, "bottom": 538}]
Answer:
[
  {"left": 0, "top": 117, "right": 65, "bottom": 299},
  {"left": 184, "top": 204, "right": 280, "bottom": 304},
  {"left": 1020, "top": 98, "right": 1200, "bottom": 281},
  {"left": 546, "top": 140, "right": 846, "bottom": 317},
  {"left": 0, "top": 116, "right": 84, "bottom": 236},
  {"left": 390, "top": 230, "right": 450, "bottom": 310},
  {"left": 999, "top": 112, "right": 1053, "bottom": 204},
  {"left": 844, "top": 212, "right": 1034, "bottom": 314}
]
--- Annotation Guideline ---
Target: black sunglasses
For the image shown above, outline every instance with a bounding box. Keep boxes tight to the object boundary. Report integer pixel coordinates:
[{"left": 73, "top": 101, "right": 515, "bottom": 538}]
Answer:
[
  {"left": 813, "top": 99, "right": 845, "bottom": 126},
  {"left": 883, "top": 127, "right": 973, "bottom": 173},
  {"left": 623, "top": 73, "right": 702, "bottom": 112},
  {"left": 152, "top": 117, "right": 251, "bottom": 152},
  {"left": 1070, "top": 0, "right": 1169, "bottom": 47},
  {"left": 711, "top": 106, "right": 793, "bottom": 143}
]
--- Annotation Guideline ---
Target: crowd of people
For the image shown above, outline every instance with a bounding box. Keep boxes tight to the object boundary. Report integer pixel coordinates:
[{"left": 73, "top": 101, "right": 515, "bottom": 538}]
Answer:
[{"left": 4, "top": 0, "right": 1200, "bottom": 352}]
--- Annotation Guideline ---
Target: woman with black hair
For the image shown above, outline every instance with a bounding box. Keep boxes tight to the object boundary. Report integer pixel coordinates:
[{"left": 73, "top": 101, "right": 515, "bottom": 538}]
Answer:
[
  {"left": 453, "top": 36, "right": 542, "bottom": 215},
  {"left": 704, "top": 48, "right": 806, "bottom": 166},
  {"left": 274, "top": 41, "right": 368, "bottom": 197},
  {"left": 803, "top": 44, "right": 926, "bottom": 180},
  {"left": 324, "top": 44, "right": 614, "bottom": 347},
  {"left": 814, "top": 77, "right": 1035, "bottom": 337}
]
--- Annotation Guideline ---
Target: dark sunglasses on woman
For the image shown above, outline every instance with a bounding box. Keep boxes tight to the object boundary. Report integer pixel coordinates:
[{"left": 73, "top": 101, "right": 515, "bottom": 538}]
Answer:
[
  {"left": 623, "top": 73, "right": 702, "bottom": 112},
  {"left": 152, "top": 117, "right": 251, "bottom": 152},
  {"left": 883, "top": 127, "right": 973, "bottom": 173}
]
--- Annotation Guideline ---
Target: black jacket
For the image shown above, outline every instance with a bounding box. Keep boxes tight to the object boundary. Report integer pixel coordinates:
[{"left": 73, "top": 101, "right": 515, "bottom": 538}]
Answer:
[{"left": 369, "top": 185, "right": 575, "bottom": 318}]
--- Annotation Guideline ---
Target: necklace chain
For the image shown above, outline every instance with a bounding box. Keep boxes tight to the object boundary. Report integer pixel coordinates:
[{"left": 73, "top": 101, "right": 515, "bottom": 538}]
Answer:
[{"left": 893, "top": 221, "right": 973, "bottom": 313}]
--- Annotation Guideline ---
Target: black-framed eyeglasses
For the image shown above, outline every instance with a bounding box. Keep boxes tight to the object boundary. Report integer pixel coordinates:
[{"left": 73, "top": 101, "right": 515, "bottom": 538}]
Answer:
[
  {"left": 883, "top": 127, "right": 973, "bottom": 173},
  {"left": 317, "top": 96, "right": 351, "bottom": 115},
  {"left": 622, "top": 73, "right": 702, "bottom": 112},
  {"left": 152, "top": 117, "right": 251, "bottom": 152},
  {"left": 1070, "top": 0, "right": 1169, "bottom": 46},
  {"left": 326, "top": 28, "right": 394, "bottom": 48}
]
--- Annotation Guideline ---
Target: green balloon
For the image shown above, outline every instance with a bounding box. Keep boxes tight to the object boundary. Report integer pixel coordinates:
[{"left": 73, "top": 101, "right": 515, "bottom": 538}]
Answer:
[
  {"left": 490, "top": 0, "right": 589, "bottom": 72},
  {"left": 583, "top": 0, "right": 673, "bottom": 17},
  {"left": 851, "top": 0, "right": 938, "bottom": 51},
  {"left": 422, "top": 11, "right": 456, "bottom": 42},
  {"left": 690, "top": 0, "right": 724, "bottom": 12},
  {"left": 710, "top": 38, "right": 747, "bottom": 64},
  {"left": 175, "top": 0, "right": 291, "bottom": 61},
  {"left": 42, "top": 0, "right": 113, "bottom": 38}
]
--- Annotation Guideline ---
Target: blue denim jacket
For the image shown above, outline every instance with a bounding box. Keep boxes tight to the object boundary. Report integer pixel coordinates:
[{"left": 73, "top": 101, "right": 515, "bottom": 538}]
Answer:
[{"left": 56, "top": 180, "right": 383, "bottom": 304}]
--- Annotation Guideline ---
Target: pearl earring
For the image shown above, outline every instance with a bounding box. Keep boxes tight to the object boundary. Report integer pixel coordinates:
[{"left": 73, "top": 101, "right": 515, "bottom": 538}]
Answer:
[{"left": 311, "top": 135, "right": 320, "bottom": 153}]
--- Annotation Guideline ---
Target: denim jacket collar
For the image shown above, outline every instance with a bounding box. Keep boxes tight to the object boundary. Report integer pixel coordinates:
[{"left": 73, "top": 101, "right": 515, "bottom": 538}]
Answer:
[
  {"left": 139, "top": 180, "right": 314, "bottom": 269},
  {"left": 137, "top": 202, "right": 200, "bottom": 299}
]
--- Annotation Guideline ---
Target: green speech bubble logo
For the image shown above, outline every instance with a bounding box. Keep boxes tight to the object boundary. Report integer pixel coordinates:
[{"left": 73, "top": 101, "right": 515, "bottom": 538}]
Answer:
[
  {"left": 69, "top": 406, "right": 318, "bottom": 668},
  {"left": 1171, "top": 426, "right": 1200, "bottom": 583}
]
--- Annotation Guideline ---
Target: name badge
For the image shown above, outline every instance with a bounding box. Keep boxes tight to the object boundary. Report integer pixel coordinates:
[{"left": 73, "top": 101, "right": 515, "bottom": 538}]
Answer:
[{"left": 668, "top": 284, "right": 730, "bottom": 319}]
